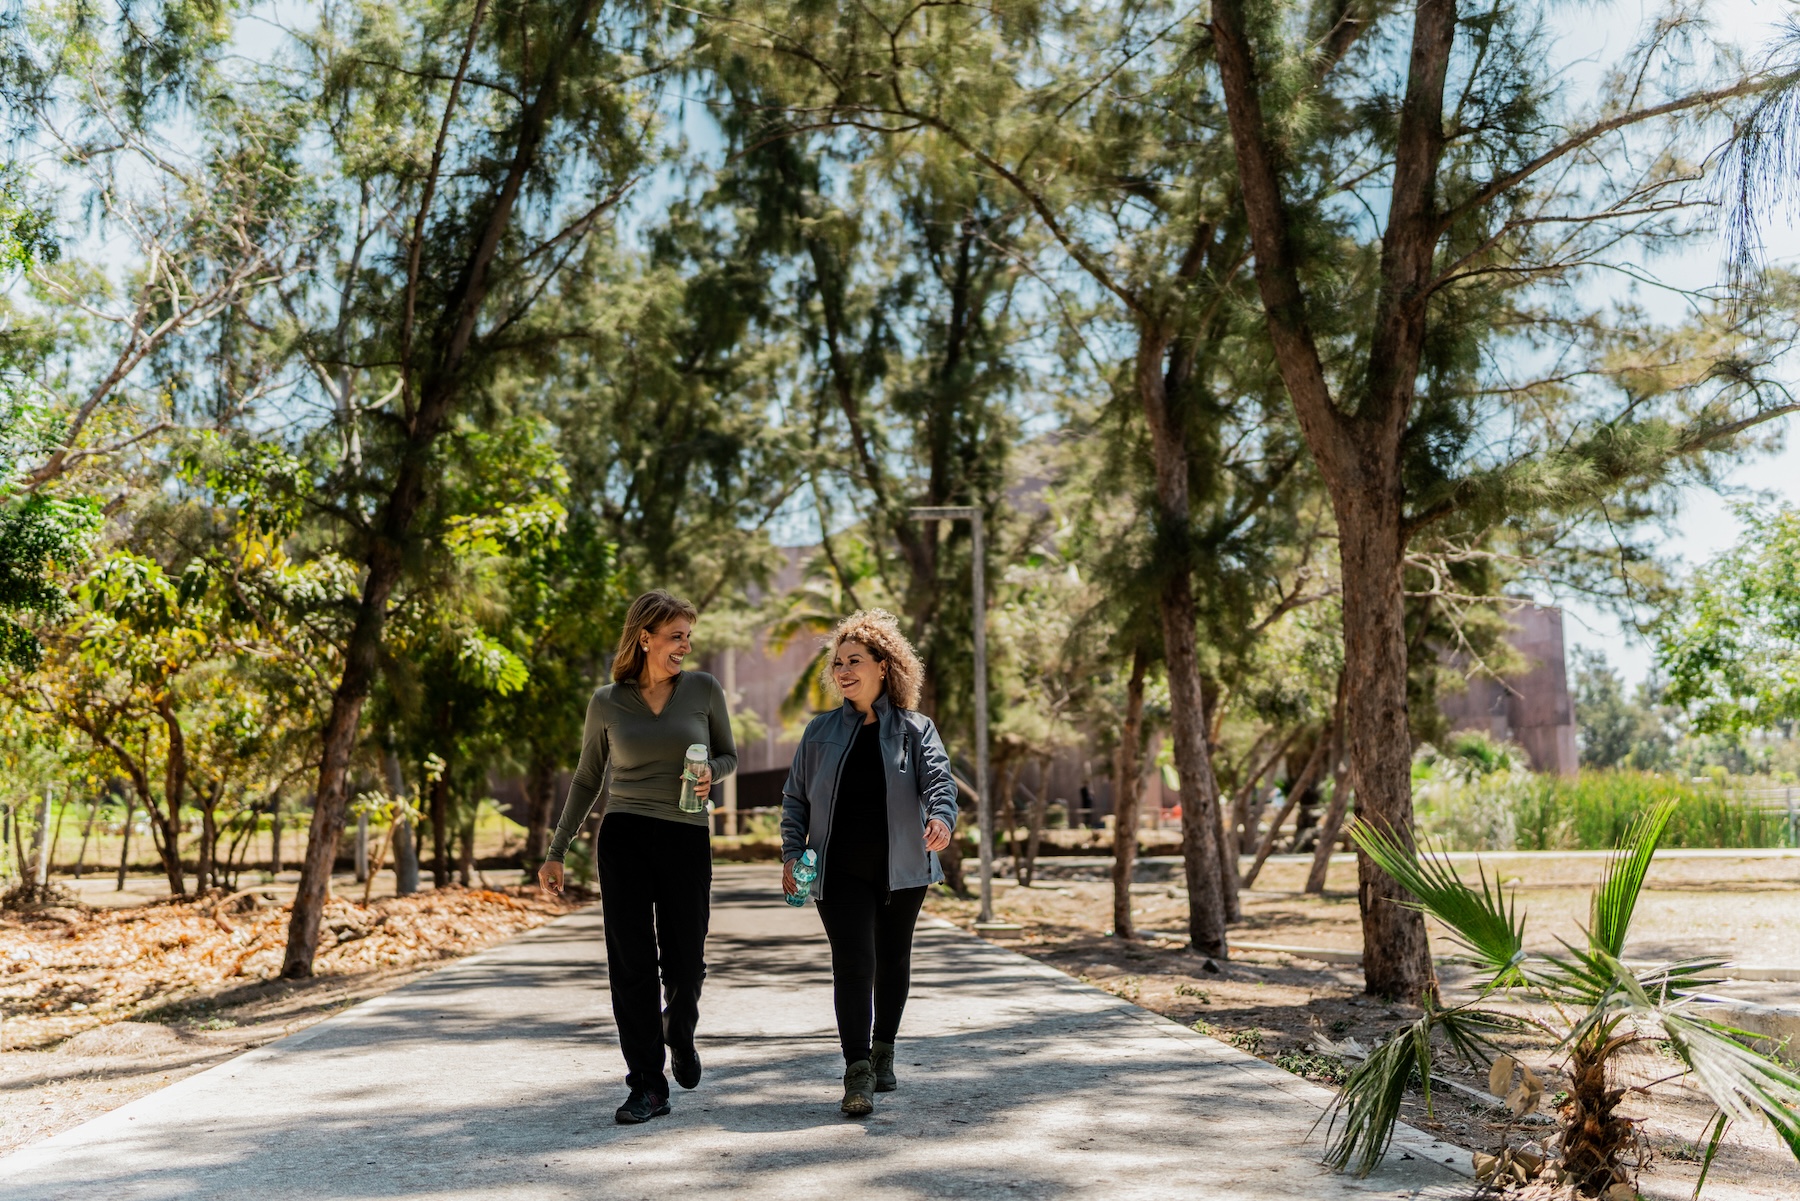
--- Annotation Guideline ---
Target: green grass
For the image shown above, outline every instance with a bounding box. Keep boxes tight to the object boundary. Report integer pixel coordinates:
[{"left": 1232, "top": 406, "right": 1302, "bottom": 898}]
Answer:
[{"left": 1418, "top": 770, "right": 1790, "bottom": 852}]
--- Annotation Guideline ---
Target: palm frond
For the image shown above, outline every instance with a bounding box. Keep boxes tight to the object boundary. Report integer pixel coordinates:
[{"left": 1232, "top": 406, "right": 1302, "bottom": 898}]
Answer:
[
  {"left": 1323, "top": 1012, "right": 1434, "bottom": 1176},
  {"left": 1589, "top": 798, "right": 1676, "bottom": 959},
  {"left": 1657, "top": 1010, "right": 1800, "bottom": 1164},
  {"left": 1694, "top": 1110, "right": 1731, "bottom": 1201},
  {"left": 1349, "top": 818, "right": 1526, "bottom": 988},
  {"left": 1322, "top": 1001, "right": 1503, "bottom": 1176},
  {"left": 778, "top": 644, "right": 832, "bottom": 719}
]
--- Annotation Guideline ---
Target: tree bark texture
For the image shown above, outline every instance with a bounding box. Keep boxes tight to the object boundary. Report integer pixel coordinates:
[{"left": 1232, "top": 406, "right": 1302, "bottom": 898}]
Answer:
[
  {"left": 382, "top": 748, "right": 420, "bottom": 896},
  {"left": 115, "top": 796, "right": 134, "bottom": 890},
  {"left": 282, "top": 0, "right": 603, "bottom": 977},
  {"left": 1137, "top": 331, "right": 1230, "bottom": 959},
  {"left": 525, "top": 759, "right": 557, "bottom": 862},
  {"left": 429, "top": 771, "right": 451, "bottom": 888},
  {"left": 1111, "top": 647, "right": 1149, "bottom": 939}
]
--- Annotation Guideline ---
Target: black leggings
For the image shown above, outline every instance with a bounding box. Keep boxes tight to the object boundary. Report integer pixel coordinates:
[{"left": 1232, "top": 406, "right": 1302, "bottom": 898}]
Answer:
[
  {"left": 597, "top": 812, "right": 711, "bottom": 1096},
  {"left": 816, "top": 874, "right": 928, "bottom": 1065}
]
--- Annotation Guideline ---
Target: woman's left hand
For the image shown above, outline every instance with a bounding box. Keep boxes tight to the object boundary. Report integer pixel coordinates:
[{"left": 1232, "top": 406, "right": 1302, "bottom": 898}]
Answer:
[
  {"left": 923, "top": 818, "right": 952, "bottom": 852},
  {"left": 694, "top": 763, "right": 713, "bottom": 801}
]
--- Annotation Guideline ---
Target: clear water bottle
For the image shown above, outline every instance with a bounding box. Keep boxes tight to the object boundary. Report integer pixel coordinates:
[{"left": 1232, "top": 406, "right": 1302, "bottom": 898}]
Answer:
[
  {"left": 785, "top": 849, "right": 818, "bottom": 907},
  {"left": 677, "top": 743, "right": 709, "bottom": 813}
]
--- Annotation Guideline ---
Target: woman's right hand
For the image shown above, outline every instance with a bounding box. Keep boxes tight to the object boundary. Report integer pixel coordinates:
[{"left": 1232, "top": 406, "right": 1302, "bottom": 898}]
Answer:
[
  {"left": 538, "top": 859, "right": 565, "bottom": 896},
  {"left": 782, "top": 857, "right": 799, "bottom": 896}
]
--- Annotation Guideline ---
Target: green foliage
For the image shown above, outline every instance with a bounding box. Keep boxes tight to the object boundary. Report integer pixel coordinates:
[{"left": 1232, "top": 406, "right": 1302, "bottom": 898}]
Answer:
[
  {"left": 1351, "top": 819, "right": 1526, "bottom": 987},
  {"left": 1572, "top": 647, "right": 1677, "bottom": 770},
  {"left": 1658, "top": 505, "right": 1800, "bottom": 737},
  {"left": 1589, "top": 800, "right": 1676, "bottom": 959},
  {"left": 1417, "top": 769, "right": 1788, "bottom": 852}
]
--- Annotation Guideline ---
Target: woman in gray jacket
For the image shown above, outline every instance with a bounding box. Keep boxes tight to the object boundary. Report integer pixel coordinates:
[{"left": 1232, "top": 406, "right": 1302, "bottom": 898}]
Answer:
[{"left": 780, "top": 610, "right": 959, "bottom": 1117}]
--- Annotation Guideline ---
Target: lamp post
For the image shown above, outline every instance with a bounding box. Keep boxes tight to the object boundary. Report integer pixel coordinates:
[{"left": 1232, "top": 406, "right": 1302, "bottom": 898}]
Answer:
[{"left": 907, "top": 504, "right": 993, "bottom": 924}]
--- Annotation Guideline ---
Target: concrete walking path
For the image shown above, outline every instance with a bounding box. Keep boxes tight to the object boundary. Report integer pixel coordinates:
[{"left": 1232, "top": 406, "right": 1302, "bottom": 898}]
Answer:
[{"left": 1, "top": 866, "right": 1474, "bottom": 1199}]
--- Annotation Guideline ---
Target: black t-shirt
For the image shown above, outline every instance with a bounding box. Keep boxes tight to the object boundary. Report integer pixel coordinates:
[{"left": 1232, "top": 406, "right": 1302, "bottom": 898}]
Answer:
[{"left": 827, "top": 718, "right": 888, "bottom": 885}]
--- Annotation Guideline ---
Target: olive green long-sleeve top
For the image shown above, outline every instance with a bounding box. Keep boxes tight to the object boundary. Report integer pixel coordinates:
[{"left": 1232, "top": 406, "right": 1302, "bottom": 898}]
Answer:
[{"left": 545, "top": 670, "right": 737, "bottom": 861}]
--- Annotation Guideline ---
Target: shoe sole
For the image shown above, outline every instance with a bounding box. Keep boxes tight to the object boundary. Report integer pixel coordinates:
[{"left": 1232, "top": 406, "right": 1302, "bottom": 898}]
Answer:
[
  {"left": 672, "top": 1050, "right": 702, "bottom": 1090},
  {"left": 841, "top": 1096, "right": 874, "bottom": 1117}
]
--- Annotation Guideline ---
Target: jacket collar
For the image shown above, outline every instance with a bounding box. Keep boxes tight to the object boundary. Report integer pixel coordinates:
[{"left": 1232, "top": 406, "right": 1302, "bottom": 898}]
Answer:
[{"left": 838, "top": 689, "right": 897, "bottom": 735}]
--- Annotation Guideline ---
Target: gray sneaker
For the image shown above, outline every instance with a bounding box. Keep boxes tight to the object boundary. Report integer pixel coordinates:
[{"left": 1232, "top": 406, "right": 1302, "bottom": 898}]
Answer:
[
  {"left": 871, "top": 1040, "right": 897, "bottom": 1092},
  {"left": 841, "top": 1060, "right": 876, "bottom": 1116}
]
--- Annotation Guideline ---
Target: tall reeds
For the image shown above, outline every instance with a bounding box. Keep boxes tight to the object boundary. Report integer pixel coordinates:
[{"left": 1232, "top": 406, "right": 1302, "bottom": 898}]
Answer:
[{"left": 1417, "top": 770, "right": 1790, "bottom": 851}]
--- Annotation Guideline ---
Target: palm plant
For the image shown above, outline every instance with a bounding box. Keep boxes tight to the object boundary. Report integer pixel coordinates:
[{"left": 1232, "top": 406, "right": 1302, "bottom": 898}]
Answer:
[
  {"left": 765, "top": 541, "right": 885, "bottom": 718},
  {"left": 1324, "top": 801, "right": 1800, "bottom": 1195}
]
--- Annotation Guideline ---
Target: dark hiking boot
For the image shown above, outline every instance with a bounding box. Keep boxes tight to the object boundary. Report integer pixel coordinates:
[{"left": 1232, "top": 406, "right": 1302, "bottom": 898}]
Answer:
[
  {"left": 663, "top": 1012, "right": 701, "bottom": 1089},
  {"left": 841, "top": 1060, "right": 876, "bottom": 1117},
  {"left": 614, "top": 1089, "right": 670, "bottom": 1124},
  {"left": 670, "top": 1042, "right": 702, "bottom": 1090},
  {"left": 870, "top": 1041, "right": 897, "bottom": 1092}
]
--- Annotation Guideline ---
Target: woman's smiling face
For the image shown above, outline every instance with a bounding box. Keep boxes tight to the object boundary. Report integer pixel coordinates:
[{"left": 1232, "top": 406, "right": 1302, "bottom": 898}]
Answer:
[
  {"left": 832, "top": 639, "right": 886, "bottom": 708},
  {"left": 641, "top": 618, "right": 692, "bottom": 678}
]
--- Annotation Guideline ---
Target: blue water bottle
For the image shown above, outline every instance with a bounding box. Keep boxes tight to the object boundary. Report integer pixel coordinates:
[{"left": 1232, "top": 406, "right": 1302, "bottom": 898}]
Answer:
[{"left": 786, "top": 849, "right": 818, "bottom": 907}]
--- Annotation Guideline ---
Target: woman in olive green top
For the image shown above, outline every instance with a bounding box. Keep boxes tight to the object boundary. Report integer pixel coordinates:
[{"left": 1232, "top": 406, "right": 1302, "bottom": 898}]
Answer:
[{"left": 538, "top": 589, "right": 737, "bottom": 1125}]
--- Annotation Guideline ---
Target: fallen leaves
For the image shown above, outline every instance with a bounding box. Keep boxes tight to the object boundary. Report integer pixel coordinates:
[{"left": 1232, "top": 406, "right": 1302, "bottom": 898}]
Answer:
[
  {"left": 0, "top": 886, "right": 583, "bottom": 1051},
  {"left": 1490, "top": 1053, "right": 1546, "bottom": 1116}
]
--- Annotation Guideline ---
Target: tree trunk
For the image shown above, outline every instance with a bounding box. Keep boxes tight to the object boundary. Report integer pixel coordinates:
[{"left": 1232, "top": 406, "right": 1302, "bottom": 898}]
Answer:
[
  {"left": 938, "top": 811, "right": 968, "bottom": 897},
  {"left": 1242, "top": 724, "right": 1333, "bottom": 890},
  {"left": 1138, "top": 329, "right": 1230, "bottom": 959},
  {"left": 282, "top": 0, "right": 605, "bottom": 978},
  {"left": 429, "top": 771, "right": 451, "bottom": 887},
  {"left": 525, "top": 759, "right": 556, "bottom": 863},
  {"left": 270, "top": 803, "right": 283, "bottom": 876},
  {"left": 1111, "top": 648, "right": 1149, "bottom": 938},
  {"left": 152, "top": 698, "right": 190, "bottom": 896},
  {"left": 1337, "top": 491, "right": 1437, "bottom": 997},
  {"left": 1020, "top": 756, "right": 1051, "bottom": 888},
  {"left": 197, "top": 779, "right": 222, "bottom": 893},
  {"left": 1305, "top": 732, "right": 1354, "bottom": 893},
  {"left": 1209, "top": 0, "right": 1444, "bottom": 1002},
  {"left": 382, "top": 747, "right": 419, "bottom": 896},
  {"left": 73, "top": 800, "right": 100, "bottom": 880},
  {"left": 456, "top": 799, "right": 476, "bottom": 887},
  {"left": 115, "top": 796, "right": 134, "bottom": 890},
  {"left": 28, "top": 789, "right": 49, "bottom": 890}
]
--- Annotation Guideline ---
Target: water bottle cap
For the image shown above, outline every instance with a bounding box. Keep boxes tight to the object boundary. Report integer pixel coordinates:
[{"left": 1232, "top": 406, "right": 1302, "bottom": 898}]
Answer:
[
  {"left": 685, "top": 743, "right": 708, "bottom": 759},
  {"left": 802, "top": 849, "right": 818, "bottom": 865}
]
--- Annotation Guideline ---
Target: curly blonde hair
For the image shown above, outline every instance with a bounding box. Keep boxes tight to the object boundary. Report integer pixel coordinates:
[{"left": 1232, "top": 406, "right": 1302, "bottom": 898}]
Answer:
[{"left": 823, "top": 609, "right": 925, "bottom": 711}]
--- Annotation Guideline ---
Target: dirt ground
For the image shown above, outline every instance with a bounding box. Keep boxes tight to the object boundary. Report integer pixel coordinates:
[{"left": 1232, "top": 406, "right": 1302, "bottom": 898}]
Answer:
[
  {"left": 0, "top": 882, "right": 586, "bottom": 1155},
  {"left": 923, "top": 852, "right": 1800, "bottom": 1201}
]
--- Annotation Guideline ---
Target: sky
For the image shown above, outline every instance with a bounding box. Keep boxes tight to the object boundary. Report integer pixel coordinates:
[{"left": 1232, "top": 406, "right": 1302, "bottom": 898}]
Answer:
[{"left": 1540, "top": 0, "right": 1800, "bottom": 684}]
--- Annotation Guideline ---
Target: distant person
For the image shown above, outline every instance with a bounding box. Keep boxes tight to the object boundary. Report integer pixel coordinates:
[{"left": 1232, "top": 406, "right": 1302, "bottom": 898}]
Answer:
[
  {"left": 538, "top": 589, "right": 737, "bottom": 1125},
  {"left": 780, "top": 610, "right": 958, "bottom": 1117}
]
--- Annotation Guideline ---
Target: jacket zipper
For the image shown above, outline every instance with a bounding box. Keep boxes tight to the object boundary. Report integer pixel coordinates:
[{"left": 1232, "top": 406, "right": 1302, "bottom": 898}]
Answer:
[{"left": 815, "top": 715, "right": 856, "bottom": 901}]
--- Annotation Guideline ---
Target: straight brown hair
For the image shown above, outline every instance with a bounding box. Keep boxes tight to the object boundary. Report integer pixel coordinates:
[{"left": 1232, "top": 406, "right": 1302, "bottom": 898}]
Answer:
[{"left": 611, "top": 589, "right": 698, "bottom": 682}]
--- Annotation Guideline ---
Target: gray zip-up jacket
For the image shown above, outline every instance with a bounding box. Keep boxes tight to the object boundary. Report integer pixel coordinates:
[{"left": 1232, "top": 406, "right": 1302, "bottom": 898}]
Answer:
[{"left": 779, "top": 693, "right": 959, "bottom": 898}]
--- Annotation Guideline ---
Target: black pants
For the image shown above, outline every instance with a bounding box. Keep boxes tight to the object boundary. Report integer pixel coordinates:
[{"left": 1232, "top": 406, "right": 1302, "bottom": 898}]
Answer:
[
  {"left": 597, "top": 812, "right": 711, "bottom": 1096},
  {"left": 816, "top": 874, "right": 928, "bottom": 1065}
]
